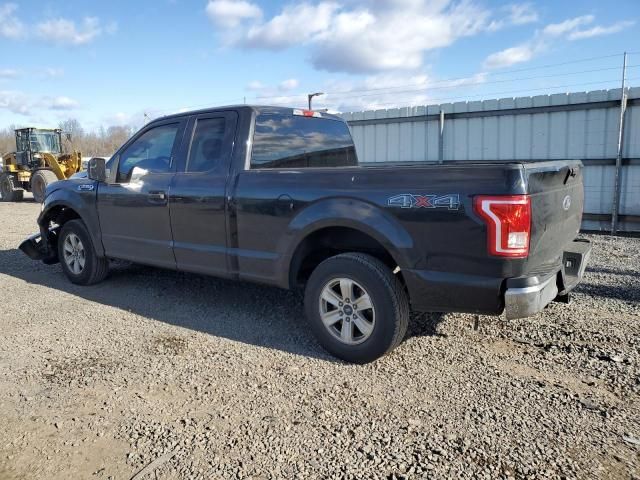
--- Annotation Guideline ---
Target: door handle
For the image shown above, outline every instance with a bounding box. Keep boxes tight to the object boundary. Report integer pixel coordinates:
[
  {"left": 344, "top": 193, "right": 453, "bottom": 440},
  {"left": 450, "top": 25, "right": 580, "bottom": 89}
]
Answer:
[
  {"left": 148, "top": 191, "right": 167, "bottom": 204},
  {"left": 277, "top": 194, "right": 294, "bottom": 211}
]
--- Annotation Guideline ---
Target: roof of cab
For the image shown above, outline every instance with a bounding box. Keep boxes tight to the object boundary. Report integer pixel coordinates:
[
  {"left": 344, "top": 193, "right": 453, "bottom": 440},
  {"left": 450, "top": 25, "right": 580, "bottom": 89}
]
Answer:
[{"left": 154, "top": 105, "right": 344, "bottom": 123}]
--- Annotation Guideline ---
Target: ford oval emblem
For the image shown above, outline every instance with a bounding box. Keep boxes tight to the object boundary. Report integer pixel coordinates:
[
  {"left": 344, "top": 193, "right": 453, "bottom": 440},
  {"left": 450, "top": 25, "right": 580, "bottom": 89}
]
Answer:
[{"left": 562, "top": 195, "right": 571, "bottom": 211}]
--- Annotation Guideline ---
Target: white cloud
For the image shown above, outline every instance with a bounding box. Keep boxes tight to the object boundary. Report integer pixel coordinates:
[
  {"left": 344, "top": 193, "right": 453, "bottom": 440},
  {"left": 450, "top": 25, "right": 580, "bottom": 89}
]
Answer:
[
  {"left": 47, "top": 96, "right": 79, "bottom": 110},
  {"left": 568, "top": 20, "right": 635, "bottom": 40},
  {"left": 542, "top": 15, "right": 593, "bottom": 37},
  {"left": 209, "top": 0, "right": 501, "bottom": 73},
  {"left": 0, "top": 68, "right": 20, "bottom": 79},
  {"left": 279, "top": 78, "right": 299, "bottom": 91},
  {"left": 0, "top": 91, "right": 79, "bottom": 116},
  {"left": 483, "top": 44, "right": 537, "bottom": 69},
  {"left": 208, "top": 1, "right": 545, "bottom": 74},
  {"left": 312, "top": 0, "right": 490, "bottom": 73},
  {"left": 206, "top": 0, "right": 262, "bottom": 28},
  {"left": 42, "top": 67, "right": 64, "bottom": 78},
  {"left": 246, "top": 80, "right": 265, "bottom": 90},
  {"left": 0, "top": 3, "right": 25, "bottom": 39},
  {"left": 507, "top": 3, "right": 539, "bottom": 25},
  {"left": 0, "top": 90, "right": 30, "bottom": 114},
  {"left": 105, "top": 112, "right": 135, "bottom": 126},
  {"left": 36, "top": 16, "right": 109, "bottom": 46},
  {"left": 0, "top": 6, "right": 114, "bottom": 46},
  {"left": 244, "top": 2, "right": 339, "bottom": 49},
  {"left": 244, "top": 71, "right": 488, "bottom": 113},
  {"left": 484, "top": 14, "right": 632, "bottom": 69},
  {"left": 487, "top": 3, "right": 538, "bottom": 31}
]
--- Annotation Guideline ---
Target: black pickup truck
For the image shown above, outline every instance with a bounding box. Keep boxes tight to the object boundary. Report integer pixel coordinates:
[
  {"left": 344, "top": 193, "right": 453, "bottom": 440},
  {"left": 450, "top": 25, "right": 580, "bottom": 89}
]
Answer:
[{"left": 20, "top": 105, "right": 591, "bottom": 363}]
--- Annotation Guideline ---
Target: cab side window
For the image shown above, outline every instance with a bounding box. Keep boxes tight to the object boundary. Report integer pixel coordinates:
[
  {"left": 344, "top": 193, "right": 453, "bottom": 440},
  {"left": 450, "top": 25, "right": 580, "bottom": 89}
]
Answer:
[
  {"left": 116, "top": 124, "right": 179, "bottom": 183},
  {"left": 187, "top": 118, "right": 226, "bottom": 172}
]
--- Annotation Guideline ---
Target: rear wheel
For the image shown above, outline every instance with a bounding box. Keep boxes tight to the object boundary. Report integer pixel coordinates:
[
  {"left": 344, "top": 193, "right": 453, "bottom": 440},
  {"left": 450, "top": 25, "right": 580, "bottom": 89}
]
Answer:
[
  {"left": 58, "top": 219, "right": 109, "bottom": 285},
  {"left": 0, "top": 173, "right": 24, "bottom": 202},
  {"left": 31, "top": 170, "right": 59, "bottom": 203},
  {"left": 304, "top": 253, "right": 409, "bottom": 363}
]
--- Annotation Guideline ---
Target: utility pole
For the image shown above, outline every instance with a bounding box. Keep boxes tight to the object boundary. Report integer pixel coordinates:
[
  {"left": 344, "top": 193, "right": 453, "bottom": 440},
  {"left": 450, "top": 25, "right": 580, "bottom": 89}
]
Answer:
[
  {"left": 611, "top": 52, "right": 628, "bottom": 235},
  {"left": 307, "top": 92, "right": 324, "bottom": 110},
  {"left": 438, "top": 110, "right": 445, "bottom": 164}
]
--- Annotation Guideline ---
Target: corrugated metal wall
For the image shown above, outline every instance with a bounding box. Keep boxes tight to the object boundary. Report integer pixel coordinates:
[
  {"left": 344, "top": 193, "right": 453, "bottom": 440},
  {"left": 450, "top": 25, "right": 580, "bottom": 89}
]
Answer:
[{"left": 340, "top": 87, "right": 640, "bottom": 232}]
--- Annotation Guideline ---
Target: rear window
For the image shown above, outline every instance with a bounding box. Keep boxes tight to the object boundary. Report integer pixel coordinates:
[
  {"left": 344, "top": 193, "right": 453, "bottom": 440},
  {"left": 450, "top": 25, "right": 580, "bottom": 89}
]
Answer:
[{"left": 250, "top": 113, "right": 357, "bottom": 169}]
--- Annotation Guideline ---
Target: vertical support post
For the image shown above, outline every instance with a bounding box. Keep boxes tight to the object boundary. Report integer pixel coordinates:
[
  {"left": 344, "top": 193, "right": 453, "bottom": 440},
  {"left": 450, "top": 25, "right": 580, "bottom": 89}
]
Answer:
[
  {"left": 611, "top": 52, "right": 628, "bottom": 235},
  {"left": 438, "top": 109, "right": 445, "bottom": 164}
]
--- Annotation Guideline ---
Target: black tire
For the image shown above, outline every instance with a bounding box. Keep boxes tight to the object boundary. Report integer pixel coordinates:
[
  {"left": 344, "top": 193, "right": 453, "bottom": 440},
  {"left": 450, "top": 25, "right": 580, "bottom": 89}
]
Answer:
[
  {"left": 0, "top": 173, "right": 24, "bottom": 202},
  {"left": 31, "top": 170, "right": 58, "bottom": 203},
  {"left": 304, "top": 253, "right": 409, "bottom": 363},
  {"left": 58, "top": 219, "right": 109, "bottom": 285}
]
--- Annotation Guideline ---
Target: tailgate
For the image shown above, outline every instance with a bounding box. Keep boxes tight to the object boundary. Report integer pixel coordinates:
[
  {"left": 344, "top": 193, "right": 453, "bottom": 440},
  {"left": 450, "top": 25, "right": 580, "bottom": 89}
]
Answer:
[{"left": 524, "top": 160, "right": 584, "bottom": 273}]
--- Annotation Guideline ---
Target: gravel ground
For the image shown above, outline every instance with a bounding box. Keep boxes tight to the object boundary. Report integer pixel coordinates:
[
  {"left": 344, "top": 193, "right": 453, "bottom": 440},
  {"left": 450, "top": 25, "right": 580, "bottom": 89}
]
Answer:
[{"left": 0, "top": 201, "right": 638, "bottom": 480}]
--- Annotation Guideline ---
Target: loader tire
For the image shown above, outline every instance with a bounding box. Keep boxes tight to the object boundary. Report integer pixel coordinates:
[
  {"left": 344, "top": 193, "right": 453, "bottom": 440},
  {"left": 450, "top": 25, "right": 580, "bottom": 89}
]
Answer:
[
  {"left": 31, "top": 170, "right": 59, "bottom": 203},
  {"left": 0, "top": 173, "right": 23, "bottom": 202}
]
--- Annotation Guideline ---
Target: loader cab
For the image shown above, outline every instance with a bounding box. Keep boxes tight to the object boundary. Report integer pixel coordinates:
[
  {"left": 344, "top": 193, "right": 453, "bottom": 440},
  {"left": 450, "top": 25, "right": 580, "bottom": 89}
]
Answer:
[{"left": 15, "top": 128, "right": 63, "bottom": 167}]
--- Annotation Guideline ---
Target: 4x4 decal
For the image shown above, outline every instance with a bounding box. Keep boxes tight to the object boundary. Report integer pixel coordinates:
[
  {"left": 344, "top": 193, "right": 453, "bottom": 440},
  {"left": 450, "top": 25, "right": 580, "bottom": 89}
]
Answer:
[{"left": 388, "top": 193, "right": 460, "bottom": 210}]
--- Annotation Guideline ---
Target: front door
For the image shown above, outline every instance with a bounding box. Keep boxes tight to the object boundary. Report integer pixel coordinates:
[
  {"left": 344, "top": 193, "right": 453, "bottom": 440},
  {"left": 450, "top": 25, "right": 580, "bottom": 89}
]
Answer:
[
  {"left": 97, "top": 119, "right": 186, "bottom": 269},
  {"left": 169, "top": 111, "right": 238, "bottom": 276}
]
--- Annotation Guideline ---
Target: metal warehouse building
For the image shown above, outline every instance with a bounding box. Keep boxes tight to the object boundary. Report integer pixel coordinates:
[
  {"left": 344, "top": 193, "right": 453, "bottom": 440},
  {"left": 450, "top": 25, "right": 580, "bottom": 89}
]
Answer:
[{"left": 341, "top": 87, "right": 639, "bottom": 232}]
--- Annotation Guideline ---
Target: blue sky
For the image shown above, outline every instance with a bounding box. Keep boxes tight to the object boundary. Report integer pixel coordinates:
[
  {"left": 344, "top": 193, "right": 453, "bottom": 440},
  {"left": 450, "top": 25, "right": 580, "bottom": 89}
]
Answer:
[{"left": 0, "top": 0, "right": 638, "bottom": 131}]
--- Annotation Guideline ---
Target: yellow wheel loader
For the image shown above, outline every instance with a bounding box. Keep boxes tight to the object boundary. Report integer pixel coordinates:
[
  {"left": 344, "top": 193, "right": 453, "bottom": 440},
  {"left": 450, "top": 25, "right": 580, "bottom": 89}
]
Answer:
[{"left": 0, "top": 128, "right": 82, "bottom": 203}]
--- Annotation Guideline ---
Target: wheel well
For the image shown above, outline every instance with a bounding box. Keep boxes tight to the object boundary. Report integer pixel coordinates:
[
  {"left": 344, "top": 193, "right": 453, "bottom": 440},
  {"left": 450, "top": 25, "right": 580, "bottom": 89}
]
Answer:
[
  {"left": 289, "top": 227, "right": 405, "bottom": 289},
  {"left": 42, "top": 205, "right": 81, "bottom": 228}
]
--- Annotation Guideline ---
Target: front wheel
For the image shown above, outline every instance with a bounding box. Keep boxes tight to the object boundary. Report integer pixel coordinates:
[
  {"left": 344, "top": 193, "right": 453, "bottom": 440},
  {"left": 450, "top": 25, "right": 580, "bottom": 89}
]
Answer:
[
  {"left": 58, "top": 219, "right": 109, "bottom": 285},
  {"left": 304, "top": 253, "right": 409, "bottom": 363}
]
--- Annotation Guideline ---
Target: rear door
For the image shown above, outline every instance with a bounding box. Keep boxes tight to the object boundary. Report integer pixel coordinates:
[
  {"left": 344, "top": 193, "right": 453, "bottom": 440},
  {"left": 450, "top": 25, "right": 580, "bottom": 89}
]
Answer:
[
  {"left": 169, "top": 111, "right": 238, "bottom": 276},
  {"left": 97, "top": 119, "right": 186, "bottom": 268}
]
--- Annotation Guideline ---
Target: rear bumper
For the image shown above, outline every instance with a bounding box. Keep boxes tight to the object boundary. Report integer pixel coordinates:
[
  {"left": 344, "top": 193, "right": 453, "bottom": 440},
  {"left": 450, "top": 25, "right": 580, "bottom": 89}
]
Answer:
[
  {"left": 504, "top": 238, "right": 592, "bottom": 319},
  {"left": 504, "top": 274, "right": 558, "bottom": 319},
  {"left": 404, "top": 238, "right": 592, "bottom": 318}
]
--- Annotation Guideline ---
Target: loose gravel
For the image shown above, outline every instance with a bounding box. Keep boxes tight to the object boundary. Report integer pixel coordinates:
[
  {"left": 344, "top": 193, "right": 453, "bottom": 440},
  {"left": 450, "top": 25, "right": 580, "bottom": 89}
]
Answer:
[{"left": 0, "top": 201, "right": 638, "bottom": 479}]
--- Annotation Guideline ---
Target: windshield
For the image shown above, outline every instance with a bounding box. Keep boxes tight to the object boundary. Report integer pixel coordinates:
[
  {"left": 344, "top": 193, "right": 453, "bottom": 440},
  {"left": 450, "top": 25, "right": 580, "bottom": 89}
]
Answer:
[{"left": 29, "top": 131, "right": 61, "bottom": 153}]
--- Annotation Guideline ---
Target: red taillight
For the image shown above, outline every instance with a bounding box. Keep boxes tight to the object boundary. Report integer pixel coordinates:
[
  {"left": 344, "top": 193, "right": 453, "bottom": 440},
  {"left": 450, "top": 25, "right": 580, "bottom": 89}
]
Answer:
[
  {"left": 293, "top": 108, "right": 321, "bottom": 118},
  {"left": 474, "top": 195, "right": 531, "bottom": 258}
]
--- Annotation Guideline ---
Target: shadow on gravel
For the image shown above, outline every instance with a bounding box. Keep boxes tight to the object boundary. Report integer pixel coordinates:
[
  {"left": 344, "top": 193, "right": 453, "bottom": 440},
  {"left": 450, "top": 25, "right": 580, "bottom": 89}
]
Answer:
[
  {"left": 0, "top": 248, "right": 341, "bottom": 362},
  {"left": 407, "top": 312, "right": 446, "bottom": 338},
  {"left": 586, "top": 266, "right": 640, "bottom": 278},
  {"left": 1, "top": 248, "right": 445, "bottom": 361},
  {"left": 577, "top": 281, "right": 640, "bottom": 303}
]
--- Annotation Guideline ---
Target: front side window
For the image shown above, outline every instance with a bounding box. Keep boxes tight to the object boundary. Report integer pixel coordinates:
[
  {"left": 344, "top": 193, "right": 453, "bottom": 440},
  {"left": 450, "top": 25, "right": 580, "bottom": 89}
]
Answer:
[
  {"left": 187, "top": 118, "right": 226, "bottom": 172},
  {"left": 250, "top": 114, "right": 356, "bottom": 169},
  {"left": 116, "top": 124, "right": 179, "bottom": 183},
  {"left": 15, "top": 131, "right": 28, "bottom": 152},
  {"left": 29, "top": 132, "right": 61, "bottom": 154}
]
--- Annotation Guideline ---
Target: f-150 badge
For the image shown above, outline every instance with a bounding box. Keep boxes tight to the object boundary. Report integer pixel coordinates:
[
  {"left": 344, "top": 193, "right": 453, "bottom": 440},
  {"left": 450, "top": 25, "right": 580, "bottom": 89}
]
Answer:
[{"left": 388, "top": 193, "right": 460, "bottom": 210}]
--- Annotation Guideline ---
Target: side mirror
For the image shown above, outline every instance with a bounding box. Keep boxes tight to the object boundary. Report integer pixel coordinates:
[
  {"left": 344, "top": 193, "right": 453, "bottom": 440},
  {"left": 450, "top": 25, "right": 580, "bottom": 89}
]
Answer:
[{"left": 87, "top": 157, "right": 106, "bottom": 182}]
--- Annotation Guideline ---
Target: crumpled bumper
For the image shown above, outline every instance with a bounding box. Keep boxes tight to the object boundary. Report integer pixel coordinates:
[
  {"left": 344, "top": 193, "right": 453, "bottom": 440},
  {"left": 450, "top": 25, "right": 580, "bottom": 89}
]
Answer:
[
  {"left": 19, "top": 232, "right": 47, "bottom": 260},
  {"left": 18, "top": 227, "right": 60, "bottom": 264},
  {"left": 504, "top": 238, "right": 592, "bottom": 320}
]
